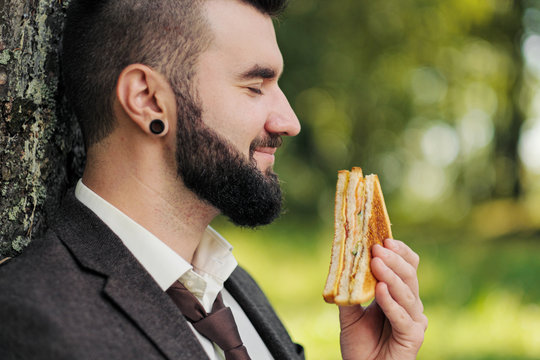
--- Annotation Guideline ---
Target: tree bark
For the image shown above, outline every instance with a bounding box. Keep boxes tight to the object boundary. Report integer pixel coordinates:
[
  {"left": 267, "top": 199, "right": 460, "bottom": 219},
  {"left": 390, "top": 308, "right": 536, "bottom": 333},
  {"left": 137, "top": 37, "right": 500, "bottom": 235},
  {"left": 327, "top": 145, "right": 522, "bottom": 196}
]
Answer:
[{"left": 0, "top": 0, "right": 83, "bottom": 259}]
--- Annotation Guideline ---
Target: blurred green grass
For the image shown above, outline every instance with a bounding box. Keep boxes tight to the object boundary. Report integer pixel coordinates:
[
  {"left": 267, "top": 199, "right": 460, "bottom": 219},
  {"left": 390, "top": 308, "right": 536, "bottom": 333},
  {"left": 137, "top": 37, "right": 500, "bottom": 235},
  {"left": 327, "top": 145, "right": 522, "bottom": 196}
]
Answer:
[{"left": 213, "top": 216, "right": 540, "bottom": 360}]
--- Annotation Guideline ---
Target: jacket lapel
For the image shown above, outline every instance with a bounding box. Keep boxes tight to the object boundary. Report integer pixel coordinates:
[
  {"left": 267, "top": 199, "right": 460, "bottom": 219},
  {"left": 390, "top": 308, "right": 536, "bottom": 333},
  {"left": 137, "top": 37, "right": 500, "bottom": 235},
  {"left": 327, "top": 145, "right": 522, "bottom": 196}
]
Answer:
[
  {"left": 226, "top": 267, "right": 305, "bottom": 360},
  {"left": 52, "top": 191, "right": 209, "bottom": 360}
]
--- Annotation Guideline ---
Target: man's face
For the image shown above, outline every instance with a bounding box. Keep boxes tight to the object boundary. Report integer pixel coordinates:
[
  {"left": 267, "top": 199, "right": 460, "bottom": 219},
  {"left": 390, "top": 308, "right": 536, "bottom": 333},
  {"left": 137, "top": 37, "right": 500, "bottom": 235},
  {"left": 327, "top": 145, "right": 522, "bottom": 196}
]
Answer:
[
  {"left": 174, "top": 0, "right": 300, "bottom": 227},
  {"left": 196, "top": 0, "right": 300, "bottom": 172}
]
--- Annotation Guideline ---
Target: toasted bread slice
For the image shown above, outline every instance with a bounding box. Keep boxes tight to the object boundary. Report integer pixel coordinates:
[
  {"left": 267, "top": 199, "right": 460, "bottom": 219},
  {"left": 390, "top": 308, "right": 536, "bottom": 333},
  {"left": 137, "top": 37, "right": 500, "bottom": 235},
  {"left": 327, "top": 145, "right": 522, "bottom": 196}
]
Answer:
[
  {"left": 322, "top": 170, "right": 350, "bottom": 303},
  {"left": 349, "top": 174, "right": 392, "bottom": 304}
]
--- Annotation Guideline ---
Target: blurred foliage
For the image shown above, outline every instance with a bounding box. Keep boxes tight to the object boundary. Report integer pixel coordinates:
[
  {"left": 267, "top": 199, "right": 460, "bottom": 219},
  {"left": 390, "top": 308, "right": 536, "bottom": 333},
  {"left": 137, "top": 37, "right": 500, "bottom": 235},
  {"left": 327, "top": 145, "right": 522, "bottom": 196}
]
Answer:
[
  {"left": 217, "top": 0, "right": 540, "bottom": 359},
  {"left": 271, "top": 0, "right": 540, "bottom": 231},
  {"left": 214, "top": 220, "right": 540, "bottom": 360}
]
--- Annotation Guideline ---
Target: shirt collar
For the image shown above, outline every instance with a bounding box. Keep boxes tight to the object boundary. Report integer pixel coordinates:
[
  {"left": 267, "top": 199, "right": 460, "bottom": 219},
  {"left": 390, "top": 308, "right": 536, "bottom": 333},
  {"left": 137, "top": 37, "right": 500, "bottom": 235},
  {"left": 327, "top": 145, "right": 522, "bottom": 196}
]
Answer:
[{"left": 74, "top": 179, "right": 238, "bottom": 293}]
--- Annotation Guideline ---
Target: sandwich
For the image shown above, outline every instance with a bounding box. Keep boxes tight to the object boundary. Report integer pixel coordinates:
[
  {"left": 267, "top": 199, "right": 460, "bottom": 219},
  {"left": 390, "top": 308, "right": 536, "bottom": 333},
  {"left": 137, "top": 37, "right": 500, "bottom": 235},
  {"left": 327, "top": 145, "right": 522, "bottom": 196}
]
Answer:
[{"left": 323, "top": 167, "right": 393, "bottom": 305}]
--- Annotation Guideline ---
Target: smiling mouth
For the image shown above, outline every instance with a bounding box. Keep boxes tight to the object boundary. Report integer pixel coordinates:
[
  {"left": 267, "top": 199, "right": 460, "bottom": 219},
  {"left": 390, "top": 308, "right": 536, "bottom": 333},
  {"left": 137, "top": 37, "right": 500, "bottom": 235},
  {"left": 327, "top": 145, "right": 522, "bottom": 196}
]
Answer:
[
  {"left": 250, "top": 134, "right": 282, "bottom": 156},
  {"left": 254, "top": 147, "right": 277, "bottom": 156},
  {"left": 252, "top": 147, "right": 277, "bottom": 169}
]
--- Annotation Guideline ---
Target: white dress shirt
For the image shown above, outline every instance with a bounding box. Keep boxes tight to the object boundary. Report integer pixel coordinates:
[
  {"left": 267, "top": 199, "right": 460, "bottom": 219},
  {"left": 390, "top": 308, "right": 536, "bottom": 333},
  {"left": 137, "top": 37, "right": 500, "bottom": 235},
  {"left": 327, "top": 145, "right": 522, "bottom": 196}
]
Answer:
[{"left": 75, "top": 180, "right": 274, "bottom": 360}]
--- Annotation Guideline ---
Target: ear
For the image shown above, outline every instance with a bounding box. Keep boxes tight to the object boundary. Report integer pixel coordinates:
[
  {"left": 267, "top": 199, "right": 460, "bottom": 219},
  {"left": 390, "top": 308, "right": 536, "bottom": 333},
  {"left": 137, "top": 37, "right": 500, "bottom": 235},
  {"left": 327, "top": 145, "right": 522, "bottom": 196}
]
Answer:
[{"left": 115, "top": 64, "right": 175, "bottom": 137}]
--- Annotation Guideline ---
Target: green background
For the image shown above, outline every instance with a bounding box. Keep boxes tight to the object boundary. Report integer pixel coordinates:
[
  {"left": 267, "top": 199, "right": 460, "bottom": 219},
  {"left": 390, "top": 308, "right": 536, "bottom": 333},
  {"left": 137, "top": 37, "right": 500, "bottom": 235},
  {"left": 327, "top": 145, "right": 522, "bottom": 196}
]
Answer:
[{"left": 214, "top": 0, "right": 540, "bottom": 359}]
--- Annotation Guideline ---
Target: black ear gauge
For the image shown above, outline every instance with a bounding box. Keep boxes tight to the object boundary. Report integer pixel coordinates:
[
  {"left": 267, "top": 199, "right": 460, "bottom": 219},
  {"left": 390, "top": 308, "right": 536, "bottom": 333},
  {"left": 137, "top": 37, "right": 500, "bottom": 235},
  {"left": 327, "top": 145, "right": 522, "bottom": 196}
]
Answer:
[{"left": 149, "top": 119, "right": 165, "bottom": 135}]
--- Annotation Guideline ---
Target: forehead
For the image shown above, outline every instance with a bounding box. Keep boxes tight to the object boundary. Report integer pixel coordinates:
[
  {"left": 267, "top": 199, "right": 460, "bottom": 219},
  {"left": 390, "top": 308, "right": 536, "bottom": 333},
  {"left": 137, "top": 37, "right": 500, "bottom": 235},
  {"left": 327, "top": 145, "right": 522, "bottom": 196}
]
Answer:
[{"left": 202, "top": 0, "right": 284, "bottom": 76}]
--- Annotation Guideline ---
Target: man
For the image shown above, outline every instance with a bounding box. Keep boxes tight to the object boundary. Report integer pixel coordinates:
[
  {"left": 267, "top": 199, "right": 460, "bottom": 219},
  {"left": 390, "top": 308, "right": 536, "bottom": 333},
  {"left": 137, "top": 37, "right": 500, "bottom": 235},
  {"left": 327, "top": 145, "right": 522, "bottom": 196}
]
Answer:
[{"left": 0, "top": 0, "right": 427, "bottom": 359}]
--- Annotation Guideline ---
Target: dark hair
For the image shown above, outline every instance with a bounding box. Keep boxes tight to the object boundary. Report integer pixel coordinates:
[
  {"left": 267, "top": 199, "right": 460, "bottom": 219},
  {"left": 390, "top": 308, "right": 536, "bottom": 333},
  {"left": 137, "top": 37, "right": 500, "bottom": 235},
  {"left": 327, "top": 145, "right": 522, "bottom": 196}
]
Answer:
[{"left": 62, "top": 0, "right": 288, "bottom": 148}]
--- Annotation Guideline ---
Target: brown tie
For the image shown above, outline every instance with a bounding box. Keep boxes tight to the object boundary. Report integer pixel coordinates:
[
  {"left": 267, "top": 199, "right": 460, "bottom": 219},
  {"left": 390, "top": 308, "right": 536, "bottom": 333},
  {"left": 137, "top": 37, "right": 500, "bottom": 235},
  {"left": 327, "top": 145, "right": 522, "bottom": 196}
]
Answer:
[{"left": 166, "top": 281, "right": 251, "bottom": 360}]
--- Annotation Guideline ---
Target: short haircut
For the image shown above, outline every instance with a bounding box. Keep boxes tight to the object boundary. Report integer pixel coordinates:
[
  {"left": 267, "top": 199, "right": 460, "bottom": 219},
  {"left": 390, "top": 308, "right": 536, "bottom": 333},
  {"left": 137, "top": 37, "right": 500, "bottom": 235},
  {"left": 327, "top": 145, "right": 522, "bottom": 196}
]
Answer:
[{"left": 62, "top": 0, "right": 288, "bottom": 148}]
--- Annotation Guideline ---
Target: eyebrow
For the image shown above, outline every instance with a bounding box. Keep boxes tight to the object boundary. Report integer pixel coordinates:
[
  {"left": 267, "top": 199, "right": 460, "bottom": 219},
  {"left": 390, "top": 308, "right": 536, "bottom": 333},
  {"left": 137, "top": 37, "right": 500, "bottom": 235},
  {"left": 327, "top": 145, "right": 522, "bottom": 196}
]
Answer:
[{"left": 236, "top": 64, "right": 281, "bottom": 81}]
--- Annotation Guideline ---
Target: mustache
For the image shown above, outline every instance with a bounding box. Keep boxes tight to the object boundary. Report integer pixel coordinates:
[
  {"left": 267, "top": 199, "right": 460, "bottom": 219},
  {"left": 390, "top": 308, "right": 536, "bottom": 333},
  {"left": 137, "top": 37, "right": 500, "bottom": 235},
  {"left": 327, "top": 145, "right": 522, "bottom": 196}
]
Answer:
[{"left": 249, "top": 134, "right": 283, "bottom": 154}]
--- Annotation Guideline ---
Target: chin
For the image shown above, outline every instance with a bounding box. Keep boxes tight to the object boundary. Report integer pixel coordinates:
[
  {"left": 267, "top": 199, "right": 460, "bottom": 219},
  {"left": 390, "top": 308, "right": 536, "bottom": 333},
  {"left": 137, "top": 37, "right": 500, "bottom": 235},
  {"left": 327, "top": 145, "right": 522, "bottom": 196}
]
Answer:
[
  {"left": 258, "top": 163, "right": 276, "bottom": 177},
  {"left": 251, "top": 157, "right": 272, "bottom": 175}
]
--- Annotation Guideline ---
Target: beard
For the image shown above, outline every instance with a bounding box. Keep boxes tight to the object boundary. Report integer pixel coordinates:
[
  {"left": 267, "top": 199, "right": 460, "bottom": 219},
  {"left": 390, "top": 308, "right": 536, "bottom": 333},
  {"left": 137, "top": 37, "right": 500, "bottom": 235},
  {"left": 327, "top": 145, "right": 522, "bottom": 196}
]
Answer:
[{"left": 174, "top": 96, "right": 283, "bottom": 227}]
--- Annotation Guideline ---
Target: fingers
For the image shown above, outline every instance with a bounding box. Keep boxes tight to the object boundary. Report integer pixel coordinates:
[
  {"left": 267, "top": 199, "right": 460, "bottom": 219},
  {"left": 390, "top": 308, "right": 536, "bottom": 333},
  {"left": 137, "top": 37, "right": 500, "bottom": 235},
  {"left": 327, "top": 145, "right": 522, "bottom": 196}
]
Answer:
[
  {"left": 371, "top": 240, "right": 424, "bottom": 322},
  {"left": 376, "top": 282, "right": 428, "bottom": 335},
  {"left": 384, "top": 238, "right": 420, "bottom": 270},
  {"left": 372, "top": 241, "right": 419, "bottom": 296},
  {"left": 375, "top": 282, "right": 410, "bottom": 330},
  {"left": 369, "top": 239, "right": 428, "bottom": 355},
  {"left": 371, "top": 256, "right": 423, "bottom": 321}
]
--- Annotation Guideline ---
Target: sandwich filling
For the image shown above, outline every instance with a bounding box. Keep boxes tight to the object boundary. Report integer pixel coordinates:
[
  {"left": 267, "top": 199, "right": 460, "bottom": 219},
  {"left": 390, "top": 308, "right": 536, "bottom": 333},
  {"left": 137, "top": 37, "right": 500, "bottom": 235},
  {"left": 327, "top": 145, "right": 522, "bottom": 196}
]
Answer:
[{"left": 350, "top": 175, "right": 375, "bottom": 301}]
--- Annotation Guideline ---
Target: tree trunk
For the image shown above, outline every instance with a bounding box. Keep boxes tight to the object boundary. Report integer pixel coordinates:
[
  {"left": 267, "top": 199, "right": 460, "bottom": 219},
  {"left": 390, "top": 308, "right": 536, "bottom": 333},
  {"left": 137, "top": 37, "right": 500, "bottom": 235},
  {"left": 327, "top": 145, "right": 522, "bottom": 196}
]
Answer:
[
  {"left": 0, "top": 0, "right": 83, "bottom": 259},
  {"left": 492, "top": 1, "right": 525, "bottom": 199}
]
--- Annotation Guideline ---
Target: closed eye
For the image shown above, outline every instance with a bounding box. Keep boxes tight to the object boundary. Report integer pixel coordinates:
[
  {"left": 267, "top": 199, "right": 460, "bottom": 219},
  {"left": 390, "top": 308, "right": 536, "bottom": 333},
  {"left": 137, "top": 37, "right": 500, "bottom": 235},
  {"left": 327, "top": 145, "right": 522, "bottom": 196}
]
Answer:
[{"left": 247, "top": 87, "right": 263, "bottom": 95}]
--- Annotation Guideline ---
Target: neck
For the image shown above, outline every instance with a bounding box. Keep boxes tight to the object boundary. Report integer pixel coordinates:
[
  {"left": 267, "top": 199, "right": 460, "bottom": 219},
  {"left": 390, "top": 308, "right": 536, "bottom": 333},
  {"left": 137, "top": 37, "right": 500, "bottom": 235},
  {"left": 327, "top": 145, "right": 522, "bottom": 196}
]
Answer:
[{"left": 83, "top": 142, "right": 219, "bottom": 263}]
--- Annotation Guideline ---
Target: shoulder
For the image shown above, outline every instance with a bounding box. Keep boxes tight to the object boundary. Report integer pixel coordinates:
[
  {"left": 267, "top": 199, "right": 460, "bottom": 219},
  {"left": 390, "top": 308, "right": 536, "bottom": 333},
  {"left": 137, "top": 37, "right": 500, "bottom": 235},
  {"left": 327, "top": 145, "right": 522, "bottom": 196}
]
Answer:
[
  {"left": 228, "top": 265, "right": 258, "bottom": 286},
  {"left": 0, "top": 227, "right": 91, "bottom": 309},
  {"left": 0, "top": 230, "right": 79, "bottom": 358},
  {"left": 0, "top": 228, "right": 73, "bottom": 278}
]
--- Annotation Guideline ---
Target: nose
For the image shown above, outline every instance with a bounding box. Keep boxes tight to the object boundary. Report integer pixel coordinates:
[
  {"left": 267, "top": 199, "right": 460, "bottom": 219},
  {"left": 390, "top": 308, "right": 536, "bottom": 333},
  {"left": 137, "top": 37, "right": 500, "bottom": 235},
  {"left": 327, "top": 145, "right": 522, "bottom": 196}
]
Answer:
[{"left": 265, "top": 88, "right": 301, "bottom": 137}]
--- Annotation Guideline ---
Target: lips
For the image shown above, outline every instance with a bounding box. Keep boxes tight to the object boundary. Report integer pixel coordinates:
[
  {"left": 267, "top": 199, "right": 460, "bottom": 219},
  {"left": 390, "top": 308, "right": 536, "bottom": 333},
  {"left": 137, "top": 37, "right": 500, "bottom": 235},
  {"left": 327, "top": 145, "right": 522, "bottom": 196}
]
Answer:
[
  {"left": 253, "top": 147, "right": 277, "bottom": 170},
  {"left": 250, "top": 135, "right": 281, "bottom": 168},
  {"left": 254, "top": 147, "right": 277, "bottom": 155},
  {"left": 250, "top": 134, "right": 283, "bottom": 153}
]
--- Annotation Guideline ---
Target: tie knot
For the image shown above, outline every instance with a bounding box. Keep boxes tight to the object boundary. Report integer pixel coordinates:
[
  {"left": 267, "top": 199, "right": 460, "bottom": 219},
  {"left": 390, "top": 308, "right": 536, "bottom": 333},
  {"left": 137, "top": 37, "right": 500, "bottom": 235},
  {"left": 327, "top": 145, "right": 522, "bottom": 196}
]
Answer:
[{"left": 166, "top": 281, "right": 251, "bottom": 360}]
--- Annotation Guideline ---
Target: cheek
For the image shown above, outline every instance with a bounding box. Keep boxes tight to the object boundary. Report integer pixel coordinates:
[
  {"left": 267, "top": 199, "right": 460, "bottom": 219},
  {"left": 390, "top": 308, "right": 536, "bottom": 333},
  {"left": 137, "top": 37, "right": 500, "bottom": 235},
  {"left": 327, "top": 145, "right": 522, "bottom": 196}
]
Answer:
[{"left": 202, "top": 96, "right": 266, "bottom": 153}]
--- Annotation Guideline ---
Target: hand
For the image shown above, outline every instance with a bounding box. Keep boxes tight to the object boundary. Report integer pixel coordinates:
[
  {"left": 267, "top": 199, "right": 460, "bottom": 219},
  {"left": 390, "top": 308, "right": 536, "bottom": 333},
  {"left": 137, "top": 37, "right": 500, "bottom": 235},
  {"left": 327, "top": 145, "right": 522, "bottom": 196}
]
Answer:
[{"left": 338, "top": 239, "right": 427, "bottom": 360}]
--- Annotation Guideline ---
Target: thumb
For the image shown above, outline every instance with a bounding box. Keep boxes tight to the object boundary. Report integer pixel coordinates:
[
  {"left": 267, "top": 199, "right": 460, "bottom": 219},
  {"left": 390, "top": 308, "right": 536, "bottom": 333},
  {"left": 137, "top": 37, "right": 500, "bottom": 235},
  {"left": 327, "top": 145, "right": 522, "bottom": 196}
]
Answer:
[{"left": 338, "top": 304, "right": 366, "bottom": 330}]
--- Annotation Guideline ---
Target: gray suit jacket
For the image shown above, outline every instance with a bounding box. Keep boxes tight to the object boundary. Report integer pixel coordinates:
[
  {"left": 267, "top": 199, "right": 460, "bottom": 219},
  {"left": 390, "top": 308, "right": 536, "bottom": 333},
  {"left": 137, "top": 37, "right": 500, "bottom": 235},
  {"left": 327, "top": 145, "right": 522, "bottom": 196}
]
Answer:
[{"left": 0, "top": 191, "right": 304, "bottom": 360}]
